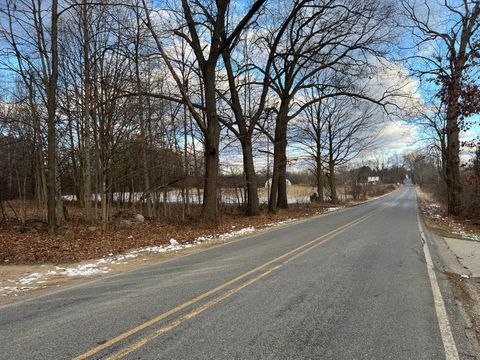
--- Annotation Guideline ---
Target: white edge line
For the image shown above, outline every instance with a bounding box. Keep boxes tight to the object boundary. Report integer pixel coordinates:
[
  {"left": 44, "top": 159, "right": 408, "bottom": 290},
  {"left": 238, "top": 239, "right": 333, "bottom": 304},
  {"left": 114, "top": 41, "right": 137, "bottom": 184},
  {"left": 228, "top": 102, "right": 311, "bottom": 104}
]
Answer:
[{"left": 417, "top": 214, "right": 460, "bottom": 360}]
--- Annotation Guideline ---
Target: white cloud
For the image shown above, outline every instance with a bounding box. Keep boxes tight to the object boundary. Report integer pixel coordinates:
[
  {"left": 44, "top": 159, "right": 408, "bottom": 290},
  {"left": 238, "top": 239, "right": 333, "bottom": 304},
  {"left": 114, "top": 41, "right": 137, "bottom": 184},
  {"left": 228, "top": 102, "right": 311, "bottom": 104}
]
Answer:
[{"left": 377, "top": 121, "right": 420, "bottom": 151}]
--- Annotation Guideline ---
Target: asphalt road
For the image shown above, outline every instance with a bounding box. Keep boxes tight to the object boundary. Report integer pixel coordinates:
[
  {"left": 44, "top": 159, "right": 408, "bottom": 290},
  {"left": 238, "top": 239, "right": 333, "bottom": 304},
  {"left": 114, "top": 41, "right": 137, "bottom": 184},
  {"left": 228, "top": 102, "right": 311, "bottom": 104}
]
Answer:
[{"left": 0, "top": 186, "right": 474, "bottom": 359}]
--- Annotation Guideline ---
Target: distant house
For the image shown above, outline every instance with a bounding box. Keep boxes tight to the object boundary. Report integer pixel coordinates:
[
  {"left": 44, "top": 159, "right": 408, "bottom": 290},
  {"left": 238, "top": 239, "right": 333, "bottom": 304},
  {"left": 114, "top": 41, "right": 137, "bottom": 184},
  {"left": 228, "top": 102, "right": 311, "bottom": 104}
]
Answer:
[
  {"left": 367, "top": 176, "right": 380, "bottom": 184},
  {"left": 265, "top": 178, "right": 292, "bottom": 188}
]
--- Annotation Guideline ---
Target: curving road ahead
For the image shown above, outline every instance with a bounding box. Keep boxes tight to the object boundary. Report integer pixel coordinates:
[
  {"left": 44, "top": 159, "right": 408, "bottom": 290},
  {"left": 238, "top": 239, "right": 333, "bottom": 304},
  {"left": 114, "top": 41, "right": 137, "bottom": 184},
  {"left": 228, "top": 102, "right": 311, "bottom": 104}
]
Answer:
[{"left": 0, "top": 186, "right": 474, "bottom": 359}]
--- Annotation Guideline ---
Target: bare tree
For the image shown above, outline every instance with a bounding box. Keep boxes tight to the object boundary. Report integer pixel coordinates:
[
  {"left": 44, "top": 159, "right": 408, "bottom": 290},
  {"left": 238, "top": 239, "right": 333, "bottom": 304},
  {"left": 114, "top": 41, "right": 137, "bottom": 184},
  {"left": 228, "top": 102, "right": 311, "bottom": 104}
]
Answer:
[
  {"left": 216, "top": 2, "right": 309, "bottom": 216},
  {"left": 1, "top": 0, "right": 61, "bottom": 233},
  {"left": 141, "top": 0, "right": 267, "bottom": 221},
  {"left": 410, "top": 101, "right": 447, "bottom": 178},
  {"left": 402, "top": 0, "right": 480, "bottom": 215},
  {"left": 321, "top": 97, "right": 380, "bottom": 203},
  {"left": 291, "top": 91, "right": 327, "bottom": 202},
  {"left": 261, "top": 0, "right": 396, "bottom": 213}
]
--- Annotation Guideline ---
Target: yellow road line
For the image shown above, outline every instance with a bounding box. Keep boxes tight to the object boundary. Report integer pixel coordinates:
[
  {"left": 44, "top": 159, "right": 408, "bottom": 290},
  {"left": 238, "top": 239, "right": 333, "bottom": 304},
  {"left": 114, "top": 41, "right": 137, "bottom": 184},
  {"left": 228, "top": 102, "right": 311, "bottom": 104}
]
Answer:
[
  {"left": 105, "top": 206, "right": 385, "bottom": 360},
  {"left": 74, "top": 204, "right": 387, "bottom": 360},
  {"left": 106, "top": 263, "right": 284, "bottom": 360}
]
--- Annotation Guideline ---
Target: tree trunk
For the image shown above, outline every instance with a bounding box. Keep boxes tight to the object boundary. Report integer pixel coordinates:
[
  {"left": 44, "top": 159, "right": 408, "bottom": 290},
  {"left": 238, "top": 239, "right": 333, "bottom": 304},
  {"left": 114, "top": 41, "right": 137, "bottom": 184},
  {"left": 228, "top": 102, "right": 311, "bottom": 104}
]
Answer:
[
  {"left": 82, "top": 2, "right": 93, "bottom": 224},
  {"left": 269, "top": 105, "right": 289, "bottom": 213},
  {"left": 316, "top": 154, "right": 324, "bottom": 202},
  {"left": 101, "top": 168, "right": 108, "bottom": 231},
  {"left": 445, "top": 95, "right": 463, "bottom": 215},
  {"left": 277, "top": 149, "right": 288, "bottom": 208},
  {"left": 201, "top": 69, "right": 220, "bottom": 222},
  {"left": 241, "top": 137, "right": 260, "bottom": 216},
  {"left": 46, "top": 0, "right": 59, "bottom": 235},
  {"left": 56, "top": 163, "right": 64, "bottom": 223},
  {"left": 329, "top": 159, "right": 339, "bottom": 204},
  {"left": 202, "top": 134, "right": 219, "bottom": 221},
  {"left": 135, "top": 17, "right": 152, "bottom": 218}
]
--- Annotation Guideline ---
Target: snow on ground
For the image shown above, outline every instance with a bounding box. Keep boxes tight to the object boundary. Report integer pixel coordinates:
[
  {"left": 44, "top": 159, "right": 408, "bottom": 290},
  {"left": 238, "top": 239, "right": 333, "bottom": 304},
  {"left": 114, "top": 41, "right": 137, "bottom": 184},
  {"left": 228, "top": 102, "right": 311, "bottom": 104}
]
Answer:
[
  {"left": 424, "top": 203, "right": 445, "bottom": 219},
  {"left": 1, "top": 206, "right": 346, "bottom": 297},
  {"left": 423, "top": 201, "right": 480, "bottom": 241},
  {"left": 0, "top": 225, "right": 269, "bottom": 296},
  {"left": 47, "top": 264, "right": 110, "bottom": 277},
  {"left": 451, "top": 226, "right": 480, "bottom": 242},
  {"left": 0, "top": 286, "right": 43, "bottom": 296},
  {"left": 19, "top": 272, "right": 44, "bottom": 285},
  {"left": 63, "top": 191, "right": 313, "bottom": 205}
]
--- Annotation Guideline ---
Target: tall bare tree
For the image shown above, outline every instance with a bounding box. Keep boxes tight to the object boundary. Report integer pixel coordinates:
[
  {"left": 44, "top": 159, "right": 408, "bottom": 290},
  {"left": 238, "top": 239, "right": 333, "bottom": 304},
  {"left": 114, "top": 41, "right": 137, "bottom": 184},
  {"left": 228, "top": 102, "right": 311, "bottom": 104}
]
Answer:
[
  {"left": 263, "top": 0, "right": 396, "bottom": 213},
  {"left": 1, "top": 0, "right": 60, "bottom": 233},
  {"left": 402, "top": 0, "right": 480, "bottom": 215},
  {"left": 141, "top": 0, "right": 267, "bottom": 221}
]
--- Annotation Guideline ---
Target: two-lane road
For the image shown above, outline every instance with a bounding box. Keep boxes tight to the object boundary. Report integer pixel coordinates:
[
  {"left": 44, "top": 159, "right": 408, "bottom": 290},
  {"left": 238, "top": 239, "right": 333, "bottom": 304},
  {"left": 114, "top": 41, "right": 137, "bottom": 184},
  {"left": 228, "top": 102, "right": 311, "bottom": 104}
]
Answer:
[{"left": 0, "top": 186, "right": 472, "bottom": 359}]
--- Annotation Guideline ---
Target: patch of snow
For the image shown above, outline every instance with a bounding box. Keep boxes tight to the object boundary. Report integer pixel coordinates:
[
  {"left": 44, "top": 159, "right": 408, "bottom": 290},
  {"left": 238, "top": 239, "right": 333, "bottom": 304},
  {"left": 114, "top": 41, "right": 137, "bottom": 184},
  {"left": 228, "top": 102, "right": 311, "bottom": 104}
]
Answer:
[
  {"left": 219, "top": 226, "right": 256, "bottom": 240},
  {"left": 452, "top": 229, "right": 480, "bottom": 242},
  {"left": 1, "top": 218, "right": 299, "bottom": 298},
  {"left": 194, "top": 235, "right": 213, "bottom": 243},
  {"left": 193, "top": 226, "right": 256, "bottom": 244},
  {"left": 19, "top": 272, "right": 44, "bottom": 285},
  {"left": 48, "top": 264, "right": 110, "bottom": 277},
  {"left": 424, "top": 203, "right": 444, "bottom": 219}
]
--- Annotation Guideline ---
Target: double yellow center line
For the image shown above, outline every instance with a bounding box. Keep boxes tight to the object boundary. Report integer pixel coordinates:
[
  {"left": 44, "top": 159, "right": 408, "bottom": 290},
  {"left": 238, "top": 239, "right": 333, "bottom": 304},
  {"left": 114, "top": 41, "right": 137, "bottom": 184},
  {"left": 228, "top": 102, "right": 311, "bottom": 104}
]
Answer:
[{"left": 74, "top": 203, "right": 389, "bottom": 360}]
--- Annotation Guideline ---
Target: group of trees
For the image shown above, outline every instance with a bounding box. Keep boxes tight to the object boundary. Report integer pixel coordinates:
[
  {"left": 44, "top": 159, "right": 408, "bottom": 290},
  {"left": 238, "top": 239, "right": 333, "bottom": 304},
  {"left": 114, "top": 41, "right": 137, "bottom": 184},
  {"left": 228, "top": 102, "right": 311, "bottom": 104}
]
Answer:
[
  {"left": 403, "top": 0, "right": 480, "bottom": 215},
  {"left": 293, "top": 96, "right": 382, "bottom": 203},
  {"left": 405, "top": 144, "right": 480, "bottom": 219},
  {"left": 0, "top": 0, "right": 478, "bottom": 233}
]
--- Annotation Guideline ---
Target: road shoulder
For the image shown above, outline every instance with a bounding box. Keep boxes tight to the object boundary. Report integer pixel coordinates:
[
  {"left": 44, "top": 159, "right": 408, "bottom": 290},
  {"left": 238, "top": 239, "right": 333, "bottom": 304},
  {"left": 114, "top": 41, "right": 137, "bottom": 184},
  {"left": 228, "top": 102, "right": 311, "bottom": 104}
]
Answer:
[{"left": 417, "top": 190, "right": 480, "bottom": 358}]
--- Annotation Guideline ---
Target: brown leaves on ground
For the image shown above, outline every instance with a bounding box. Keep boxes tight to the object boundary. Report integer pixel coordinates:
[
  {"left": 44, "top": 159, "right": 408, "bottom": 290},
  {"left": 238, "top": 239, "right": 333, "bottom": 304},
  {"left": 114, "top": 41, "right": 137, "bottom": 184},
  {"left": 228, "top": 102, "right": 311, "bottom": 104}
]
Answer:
[
  {"left": 0, "top": 203, "right": 335, "bottom": 265},
  {"left": 417, "top": 187, "right": 480, "bottom": 239}
]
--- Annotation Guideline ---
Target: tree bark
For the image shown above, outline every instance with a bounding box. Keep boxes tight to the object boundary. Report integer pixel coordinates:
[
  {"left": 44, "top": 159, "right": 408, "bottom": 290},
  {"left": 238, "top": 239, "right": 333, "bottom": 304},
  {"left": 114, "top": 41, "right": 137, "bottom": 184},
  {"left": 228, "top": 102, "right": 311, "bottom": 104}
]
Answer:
[
  {"left": 316, "top": 154, "right": 324, "bottom": 202},
  {"left": 201, "top": 69, "right": 220, "bottom": 222},
  {"left": 82, "top": 1, "right": 93, "bottom": 224},
  {"left": 46, "top": 0, "right": 59, "bottom": 235},
  {"left": 445, "top": 87, "right": 463, "bottom": 215},
  {"left": 241, "top": 137, "right": 260, "bottom": 216},
  {"left": 100, "top": 166, "right": 108, "bottom": 231},
  {"left": 269, "top": 104, "right": 289, "bottom": 212},
  {"left": 329, "top": 159, "right": 339, "bottom": 204},
  {"left": 277, "top": 149, "right": 288, "bottom": 208}
]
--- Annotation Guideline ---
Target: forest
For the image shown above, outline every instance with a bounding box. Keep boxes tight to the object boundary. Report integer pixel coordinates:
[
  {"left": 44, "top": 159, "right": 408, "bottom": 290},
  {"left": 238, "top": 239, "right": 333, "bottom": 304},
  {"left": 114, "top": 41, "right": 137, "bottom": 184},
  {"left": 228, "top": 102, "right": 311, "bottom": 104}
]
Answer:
[{"left": 0, "top": 0, "right": 478, "bottom": 238}]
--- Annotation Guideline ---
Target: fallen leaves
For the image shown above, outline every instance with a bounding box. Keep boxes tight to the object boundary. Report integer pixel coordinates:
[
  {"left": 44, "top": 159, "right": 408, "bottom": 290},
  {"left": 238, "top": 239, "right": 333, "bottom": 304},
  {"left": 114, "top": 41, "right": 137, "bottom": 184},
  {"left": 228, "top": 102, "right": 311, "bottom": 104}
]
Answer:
[{"left": 0, "top": 203, "right": 338, "bottom": 265}]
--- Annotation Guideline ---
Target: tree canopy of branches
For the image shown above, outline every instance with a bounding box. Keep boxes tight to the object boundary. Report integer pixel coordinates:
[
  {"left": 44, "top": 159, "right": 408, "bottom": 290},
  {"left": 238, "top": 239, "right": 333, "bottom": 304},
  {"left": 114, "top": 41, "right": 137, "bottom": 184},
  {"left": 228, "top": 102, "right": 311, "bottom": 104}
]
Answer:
[
  {"left": 402, "top": 0, "right": 480, "bottom": 215},
  {"left": 0, "top": 0, "right": 429, "bottom": 232}
]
